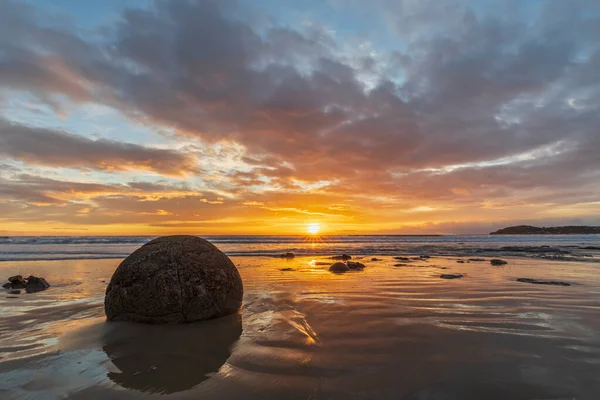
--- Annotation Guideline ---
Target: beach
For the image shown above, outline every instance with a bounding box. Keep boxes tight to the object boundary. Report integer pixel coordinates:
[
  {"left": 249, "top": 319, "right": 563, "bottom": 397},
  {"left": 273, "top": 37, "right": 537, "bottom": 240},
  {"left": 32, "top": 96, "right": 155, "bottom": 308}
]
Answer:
[
  {"left": 3, "top": 0, "right": 600, "bottom": 397},
  {"left": 2, "top": 237, "right": 600, "bottom": 399}
]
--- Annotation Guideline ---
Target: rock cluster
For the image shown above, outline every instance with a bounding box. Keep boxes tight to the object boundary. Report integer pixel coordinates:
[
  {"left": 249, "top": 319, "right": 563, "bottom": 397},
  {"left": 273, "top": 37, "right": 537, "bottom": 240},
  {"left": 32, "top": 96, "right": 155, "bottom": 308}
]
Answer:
[
  {"left": 329, "top": 259, "right": 366, "bottom": 273},
  {"left": 2, "top": 275, "right": 50, "bottom": 293}
]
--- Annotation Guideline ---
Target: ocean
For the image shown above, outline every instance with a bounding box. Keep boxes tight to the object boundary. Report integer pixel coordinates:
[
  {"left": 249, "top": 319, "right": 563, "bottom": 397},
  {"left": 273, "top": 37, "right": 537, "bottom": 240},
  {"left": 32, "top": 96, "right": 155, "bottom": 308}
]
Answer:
[{"left": 2, "top": 234, "right": 600, "bottom": 261}]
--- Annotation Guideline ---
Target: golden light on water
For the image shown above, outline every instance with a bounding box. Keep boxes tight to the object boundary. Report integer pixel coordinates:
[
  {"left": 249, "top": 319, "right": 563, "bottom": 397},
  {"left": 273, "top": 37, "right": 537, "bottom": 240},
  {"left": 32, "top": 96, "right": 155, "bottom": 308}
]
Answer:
[{"left": 307, "top": 223, "right": 321, "bottom": 235}]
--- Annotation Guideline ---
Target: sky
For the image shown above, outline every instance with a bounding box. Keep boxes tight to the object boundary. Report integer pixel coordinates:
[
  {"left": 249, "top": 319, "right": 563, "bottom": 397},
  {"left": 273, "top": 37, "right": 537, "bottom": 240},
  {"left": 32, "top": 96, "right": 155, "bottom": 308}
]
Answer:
[{"left": 1, "top": 0, "right": 599, "bottom": 235}]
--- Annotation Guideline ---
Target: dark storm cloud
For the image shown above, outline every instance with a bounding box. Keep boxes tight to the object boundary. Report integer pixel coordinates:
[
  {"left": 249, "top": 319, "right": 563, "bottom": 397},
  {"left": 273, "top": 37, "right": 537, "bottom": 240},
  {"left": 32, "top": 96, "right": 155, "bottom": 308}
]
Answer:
[
  {"left": 0, "top": 119, "right": 198, "bottom": 175},
  {"left": 0, "top": 0, "right": 599, "bottom": 212}
]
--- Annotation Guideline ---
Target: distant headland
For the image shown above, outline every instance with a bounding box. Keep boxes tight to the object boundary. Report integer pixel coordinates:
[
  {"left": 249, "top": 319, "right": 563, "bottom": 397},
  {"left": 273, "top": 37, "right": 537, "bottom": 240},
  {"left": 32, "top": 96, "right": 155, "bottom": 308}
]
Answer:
[{"left": 490, "top": 225, "right": 600, "bottom": 235}]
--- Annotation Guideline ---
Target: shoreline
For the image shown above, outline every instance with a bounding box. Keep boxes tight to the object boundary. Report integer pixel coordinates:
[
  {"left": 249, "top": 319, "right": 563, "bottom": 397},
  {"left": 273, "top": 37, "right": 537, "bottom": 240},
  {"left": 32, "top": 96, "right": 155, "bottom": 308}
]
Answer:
[{"left": 2, "top": 245, "right": 599, "bottom": 263}]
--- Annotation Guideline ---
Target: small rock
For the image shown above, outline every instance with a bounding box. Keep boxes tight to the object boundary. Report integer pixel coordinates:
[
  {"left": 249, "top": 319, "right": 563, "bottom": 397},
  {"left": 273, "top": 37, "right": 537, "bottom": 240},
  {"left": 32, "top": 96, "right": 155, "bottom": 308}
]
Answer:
[
  {"left": 468, "top": 258, "right": 486, "bottom": 262},
  {"left": 456, "top": 260, "right": 465, "bottom": 264},
  {"left": 440, "top": 274, "right": 464, "bottom": 279},
  {"left": 347, "top": 261, "right": 366, "bottom": 270},
  {"left": 332, "top": 254, "right": 352, "bottom": 260},
  {"left": 9, "top": 275, "right": 26, "bottom": 284},
  {"left": 329, "top": 262, "right": 350, "bottom": 273},
  {"left": 6, "top": 296, "right": 19, "bottom": 299},
  {"left": 25, "top": 276, "right": 50, "bottom": 293},
  {"left": 8, "top": 289, "right": 21, "bottom": 295},
  {"left": 371, "top": 258, "right": 380, "bottom": 261},
  {"left": 420, "top": 255, "right": 431, "bottom": 259},
  {"left": 8, "top": 275, "right": 26, "bottom": 289},
  {"left": 517, "top": 278, "right": 571, "bottom": 286},
  {"left": 394, "top": 256, "right": 411, "bottom": 261},
  {"left": 490, "top": 259, "right": 508, "bottom": 266},
  {"left": 314, "top": 261, "right": 331, "bottom": 265},
  {"left": 279, "top": 268, "right": 295, "bottom": 271},
  {"left": 280, "top": 253, "right": 295, "bottom": 259},
  {"left": 2, "top": 282, "right": 11, "bottom": 289},
  {"left": 393, "top": 263, "right": 408, "bottom": 267}
]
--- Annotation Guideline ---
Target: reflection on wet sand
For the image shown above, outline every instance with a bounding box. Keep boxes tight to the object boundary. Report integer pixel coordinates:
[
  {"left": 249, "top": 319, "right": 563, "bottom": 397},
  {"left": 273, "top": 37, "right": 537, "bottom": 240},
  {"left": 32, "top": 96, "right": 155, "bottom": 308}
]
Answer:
[
  {"left": 103, "top": 314, "right": 242, "bottom": 394},
  {"left": 1, "top": 256, "right": 600, "bottom": 399}
]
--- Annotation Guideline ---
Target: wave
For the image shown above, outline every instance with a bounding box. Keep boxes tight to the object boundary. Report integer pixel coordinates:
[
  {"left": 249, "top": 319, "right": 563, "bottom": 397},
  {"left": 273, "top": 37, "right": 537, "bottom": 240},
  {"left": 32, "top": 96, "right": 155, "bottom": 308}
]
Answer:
[
  {"left": 3, "top": 234, "right": 600, "bottom": 246},
  {"left": 1, "top": 235, "right": 600, "bottom": 262}
]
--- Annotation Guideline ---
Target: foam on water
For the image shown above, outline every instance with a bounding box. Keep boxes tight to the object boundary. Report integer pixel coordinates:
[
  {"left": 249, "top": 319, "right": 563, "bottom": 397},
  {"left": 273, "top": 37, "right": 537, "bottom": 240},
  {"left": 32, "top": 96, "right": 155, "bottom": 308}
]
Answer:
[{"left": 2, "top": 234, "right": 600, "bottom": 261}]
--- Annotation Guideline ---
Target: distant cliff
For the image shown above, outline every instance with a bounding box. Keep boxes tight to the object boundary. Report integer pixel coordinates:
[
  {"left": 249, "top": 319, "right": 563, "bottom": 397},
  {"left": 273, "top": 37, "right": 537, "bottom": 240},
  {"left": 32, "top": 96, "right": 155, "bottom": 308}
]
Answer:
[{"left": 490, "top": 225, "right": 600, "bottom": 235}]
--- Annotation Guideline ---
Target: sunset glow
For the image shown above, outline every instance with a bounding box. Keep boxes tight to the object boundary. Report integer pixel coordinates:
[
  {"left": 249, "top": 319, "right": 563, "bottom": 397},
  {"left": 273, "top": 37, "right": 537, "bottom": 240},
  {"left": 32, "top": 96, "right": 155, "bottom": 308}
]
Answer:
[
  {"left": 0, "top": 0, "right": 599, "bottom": 236},
  {"left": 307, "top": 224, "right": 321, "bottom": 236}
]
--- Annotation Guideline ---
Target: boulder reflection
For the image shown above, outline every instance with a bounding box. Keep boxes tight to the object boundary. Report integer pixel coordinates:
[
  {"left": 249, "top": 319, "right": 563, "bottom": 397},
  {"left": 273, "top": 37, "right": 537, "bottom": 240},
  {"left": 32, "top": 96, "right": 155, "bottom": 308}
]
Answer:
[{"left": 102, "top": 313, "right": 242, "bottom": 394}]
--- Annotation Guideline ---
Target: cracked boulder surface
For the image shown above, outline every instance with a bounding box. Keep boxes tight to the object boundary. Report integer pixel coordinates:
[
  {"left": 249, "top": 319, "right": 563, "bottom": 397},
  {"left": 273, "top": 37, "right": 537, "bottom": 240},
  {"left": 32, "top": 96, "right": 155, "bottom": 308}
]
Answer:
[{"left": 105, "top": 236, "right": 243, "bottom": 323}]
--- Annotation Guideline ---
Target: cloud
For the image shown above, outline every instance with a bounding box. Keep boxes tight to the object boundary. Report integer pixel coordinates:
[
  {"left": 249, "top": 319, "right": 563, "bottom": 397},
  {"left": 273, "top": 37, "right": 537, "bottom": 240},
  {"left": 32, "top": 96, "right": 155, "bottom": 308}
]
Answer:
[
  {"left": 1, "top": 0, "right": 600, "bottom": 232},
  {"left": 0, "top": 118, "right": 199, "bottom": 176},
  {"left": 0, "top": 174, "right": 123, "bottom": 205}
]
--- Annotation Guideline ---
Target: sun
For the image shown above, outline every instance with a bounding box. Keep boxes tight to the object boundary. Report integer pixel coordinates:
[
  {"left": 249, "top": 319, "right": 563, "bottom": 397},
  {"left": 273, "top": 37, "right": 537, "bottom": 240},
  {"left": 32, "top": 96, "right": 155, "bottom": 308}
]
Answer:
[{"left": 307, "top": 223, "right": 321, "bottom": 235}]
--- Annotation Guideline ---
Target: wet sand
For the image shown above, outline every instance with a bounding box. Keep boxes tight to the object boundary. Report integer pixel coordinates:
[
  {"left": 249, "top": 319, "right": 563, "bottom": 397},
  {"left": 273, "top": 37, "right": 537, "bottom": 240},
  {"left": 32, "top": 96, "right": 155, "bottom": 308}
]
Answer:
[{"left": 1, "top": 256, "right": 600, "bottom": 399}]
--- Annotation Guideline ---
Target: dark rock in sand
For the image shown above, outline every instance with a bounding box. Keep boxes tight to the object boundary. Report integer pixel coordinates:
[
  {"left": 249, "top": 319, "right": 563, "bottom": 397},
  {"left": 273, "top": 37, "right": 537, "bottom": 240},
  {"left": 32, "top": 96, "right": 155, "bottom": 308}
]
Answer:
[
  {"left": 280, "top": 252, "right": 295, "bottom": 259},
  {"left": 371, "top": 258, "right": 380, "bottom": 261},
  {"left": 6, "top": 275, "right": 26, "bottom": 289},
  {"left": 332, "top": 254, "right": 352, "bottom": 260},
  {"left": 9, "top": 275, "right": 26, "bottom": 286},
  {"left": 329, "top": 262, "right": 350, "bottom": 273},
  {"left": 279, "top": 268, "right": 295, "bottom": 271},
  {"left": 440, "top": 274, "right": 464, "bottom": 279},
  {"left": 394, "top": 256, "right": 411, "bottom": 261},
  {"left": 456, "top": 260, "right": 465, "bottom": 264},
  {"left": 420, "top": 255, "right": 431, "bottom": 259},
  {"left": 347, "top": 261, "right": 366, "bottom": 270},
  {"left": 490, "top": 259, "right": 508, "bottom": 266},
  {"left": 468, "top": 258, "right": 486, "bottom": 262},
  {"left": 8, "top": 289, "right": 21, "bottom": 295},
  {"left": 516, "top": 278, "right": 571, "bottom": 286},
  {"left": 394, "top": 263, "right": 408, "bottom": 267},
  {"left": 105, "top": 236, "right": 243, "bottom": 324},
  {"left": 4, "top": 275, "right": 50, "bottom": 291},
  {"left": 24, "top": 276, "right": 50, "bottom": 293}
]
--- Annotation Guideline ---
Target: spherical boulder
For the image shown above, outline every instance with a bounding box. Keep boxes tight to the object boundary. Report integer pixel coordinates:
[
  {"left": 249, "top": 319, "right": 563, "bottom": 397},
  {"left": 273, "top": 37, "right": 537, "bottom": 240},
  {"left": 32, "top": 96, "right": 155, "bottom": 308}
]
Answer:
[{"left": 105, "top": 236, "right": 243, "bottom": 323}]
